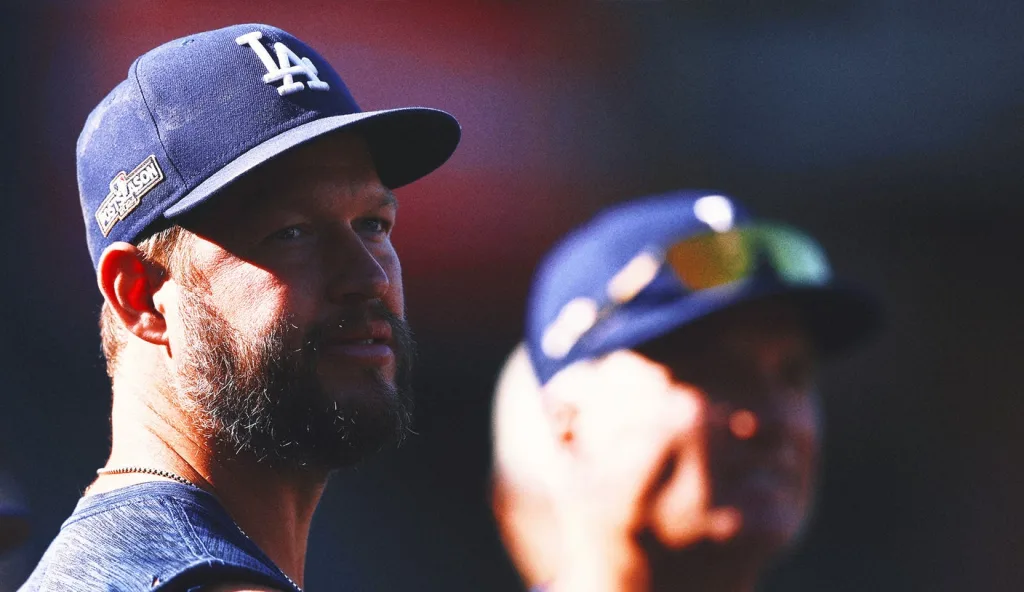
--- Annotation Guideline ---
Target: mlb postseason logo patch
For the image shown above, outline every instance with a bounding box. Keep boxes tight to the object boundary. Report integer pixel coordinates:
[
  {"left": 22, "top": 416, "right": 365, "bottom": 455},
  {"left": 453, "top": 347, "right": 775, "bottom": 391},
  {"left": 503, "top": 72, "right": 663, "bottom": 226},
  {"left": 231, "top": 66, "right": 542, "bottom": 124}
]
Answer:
[{"left": 95, "top": 155, "right": 164, "bottom": 237}]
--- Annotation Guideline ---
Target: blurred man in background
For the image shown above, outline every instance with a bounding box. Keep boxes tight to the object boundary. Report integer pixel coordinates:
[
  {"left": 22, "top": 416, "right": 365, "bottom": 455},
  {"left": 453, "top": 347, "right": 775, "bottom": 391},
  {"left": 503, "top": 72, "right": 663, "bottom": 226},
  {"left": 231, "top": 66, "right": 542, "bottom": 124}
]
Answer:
[
  {"left": 20, "top": 24, "right": 459, "bottom": 591},
  {"left": 492, "top": 191, "right": 881, "bottom": 591}
]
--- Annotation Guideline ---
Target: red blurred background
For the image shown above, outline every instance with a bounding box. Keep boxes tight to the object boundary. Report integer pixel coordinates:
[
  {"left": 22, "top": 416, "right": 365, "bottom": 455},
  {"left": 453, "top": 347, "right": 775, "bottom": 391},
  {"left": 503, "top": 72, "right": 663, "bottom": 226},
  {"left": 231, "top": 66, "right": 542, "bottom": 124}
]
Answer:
[{"left": 1, "top": 1, "right": 1022, "bottom": 590}]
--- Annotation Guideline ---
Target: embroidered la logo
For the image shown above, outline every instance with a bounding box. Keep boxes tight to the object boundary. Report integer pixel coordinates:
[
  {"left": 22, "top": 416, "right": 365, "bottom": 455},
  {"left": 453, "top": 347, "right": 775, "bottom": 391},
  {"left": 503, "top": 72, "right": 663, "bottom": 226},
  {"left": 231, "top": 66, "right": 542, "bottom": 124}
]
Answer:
[
  {"left": 95, "top": 155, "right": 164, "bottom": 237},
  {"left": 236, "top": 31, "right": 330, "bottom": 96}
]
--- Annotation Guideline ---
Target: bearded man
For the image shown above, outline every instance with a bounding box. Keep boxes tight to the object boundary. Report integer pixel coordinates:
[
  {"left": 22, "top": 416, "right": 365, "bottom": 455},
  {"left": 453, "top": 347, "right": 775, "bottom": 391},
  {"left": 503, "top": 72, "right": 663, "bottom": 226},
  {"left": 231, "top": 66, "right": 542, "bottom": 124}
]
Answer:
[{"left": 20, "top": 24, "right": 459, "bottom": 591}]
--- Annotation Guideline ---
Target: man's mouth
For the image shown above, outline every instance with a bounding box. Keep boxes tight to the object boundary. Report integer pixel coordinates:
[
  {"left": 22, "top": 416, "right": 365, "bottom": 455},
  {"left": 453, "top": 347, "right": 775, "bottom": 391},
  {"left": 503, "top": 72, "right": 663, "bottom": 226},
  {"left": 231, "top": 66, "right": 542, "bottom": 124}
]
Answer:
[
  {"left": 321, "top": 322, "right": 395, "bottom": 366},
  {"left": 324, "top": 341, "right": 393, "bottom": 364}
]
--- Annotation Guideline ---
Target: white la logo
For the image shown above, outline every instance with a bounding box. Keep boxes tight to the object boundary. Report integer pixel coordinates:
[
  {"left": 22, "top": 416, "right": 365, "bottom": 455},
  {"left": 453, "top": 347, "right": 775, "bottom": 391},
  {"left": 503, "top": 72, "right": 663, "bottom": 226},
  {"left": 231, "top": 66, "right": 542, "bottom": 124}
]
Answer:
[{"left": 236, "top": 31, "right": 330, "bottom": 97}]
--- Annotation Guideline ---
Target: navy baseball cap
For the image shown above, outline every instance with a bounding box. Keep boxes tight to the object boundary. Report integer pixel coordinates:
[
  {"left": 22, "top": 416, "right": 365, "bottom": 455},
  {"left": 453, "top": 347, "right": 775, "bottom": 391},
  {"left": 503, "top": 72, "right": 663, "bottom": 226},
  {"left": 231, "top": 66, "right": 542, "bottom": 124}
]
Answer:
[
  {"left": 77, "top": 23, "right": 461, "bottom": 268},
  {"left": 525, "top": 191, "right": 883, "bottom": 385}
]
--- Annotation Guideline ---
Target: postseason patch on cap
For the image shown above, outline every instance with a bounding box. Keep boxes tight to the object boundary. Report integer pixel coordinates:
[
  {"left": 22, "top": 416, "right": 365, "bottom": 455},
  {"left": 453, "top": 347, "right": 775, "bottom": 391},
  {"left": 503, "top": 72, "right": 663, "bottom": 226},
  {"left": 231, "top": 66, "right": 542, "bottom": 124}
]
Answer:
[{"left": 95, "top": 155, "right": 165, "bottom": 237}]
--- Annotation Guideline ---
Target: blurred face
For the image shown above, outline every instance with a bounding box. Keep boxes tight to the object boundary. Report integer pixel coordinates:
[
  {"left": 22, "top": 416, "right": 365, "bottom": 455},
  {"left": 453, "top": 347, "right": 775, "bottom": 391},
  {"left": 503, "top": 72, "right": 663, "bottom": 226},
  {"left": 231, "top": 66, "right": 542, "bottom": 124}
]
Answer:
[
  {"left": 166, "top": 132, "right": 414, "bottom": 470},
  {"left": 636, "top": 298, "right": 821, "bottom": 553}
]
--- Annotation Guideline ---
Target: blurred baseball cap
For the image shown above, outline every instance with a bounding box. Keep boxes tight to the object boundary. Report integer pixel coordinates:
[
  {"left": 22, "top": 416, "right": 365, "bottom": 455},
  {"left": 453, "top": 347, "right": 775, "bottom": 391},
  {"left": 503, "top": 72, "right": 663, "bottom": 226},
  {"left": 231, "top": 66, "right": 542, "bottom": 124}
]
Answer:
[
  {"left": 77, "top": 23, "right": 461, "bottom": 268},
  {"left": 525, "top": 191, "right": 883, "bottom": 385}
]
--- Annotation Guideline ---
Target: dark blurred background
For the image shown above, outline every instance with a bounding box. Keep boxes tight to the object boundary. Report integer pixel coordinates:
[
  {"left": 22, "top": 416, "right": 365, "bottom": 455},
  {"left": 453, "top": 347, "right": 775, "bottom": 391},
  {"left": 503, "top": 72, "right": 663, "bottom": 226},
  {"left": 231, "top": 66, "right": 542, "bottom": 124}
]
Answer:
[{"left": 1, "top": 0, "right": 1022, "bottom": 590}]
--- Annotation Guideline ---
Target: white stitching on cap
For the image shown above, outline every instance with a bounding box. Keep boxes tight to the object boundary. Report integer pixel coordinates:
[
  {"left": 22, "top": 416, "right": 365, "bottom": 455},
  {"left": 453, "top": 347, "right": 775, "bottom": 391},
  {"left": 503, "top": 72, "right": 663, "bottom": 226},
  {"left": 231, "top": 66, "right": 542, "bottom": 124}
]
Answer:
[{"left": 236, "top": 31, "right": 330, "bottom": 97}]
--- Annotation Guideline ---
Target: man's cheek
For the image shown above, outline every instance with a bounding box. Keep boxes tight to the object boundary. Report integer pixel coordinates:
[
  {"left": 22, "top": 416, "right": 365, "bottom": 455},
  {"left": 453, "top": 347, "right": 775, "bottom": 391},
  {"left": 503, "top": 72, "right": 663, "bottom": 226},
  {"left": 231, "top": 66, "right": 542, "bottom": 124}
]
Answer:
[{"left": 231, "top": 284, "right": 311, "bottom": 342}]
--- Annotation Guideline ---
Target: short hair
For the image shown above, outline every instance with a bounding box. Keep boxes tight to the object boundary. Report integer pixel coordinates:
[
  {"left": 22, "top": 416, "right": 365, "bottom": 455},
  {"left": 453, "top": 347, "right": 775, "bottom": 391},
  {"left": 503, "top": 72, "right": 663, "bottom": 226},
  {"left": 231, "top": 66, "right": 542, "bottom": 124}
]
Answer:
[{"left": 98, "top": 225, "right": 193, "bottom": 377}]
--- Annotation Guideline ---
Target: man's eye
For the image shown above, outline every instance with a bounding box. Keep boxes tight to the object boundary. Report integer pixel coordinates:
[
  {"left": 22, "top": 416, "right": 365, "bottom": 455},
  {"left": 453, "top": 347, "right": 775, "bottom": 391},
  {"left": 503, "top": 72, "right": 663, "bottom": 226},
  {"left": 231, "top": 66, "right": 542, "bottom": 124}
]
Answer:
[
  {"left": 271, "top": 226, "right": 311, "bottom": 241},
  {"left": 357, "top": 218, "right": 392, "bottom": 235}
]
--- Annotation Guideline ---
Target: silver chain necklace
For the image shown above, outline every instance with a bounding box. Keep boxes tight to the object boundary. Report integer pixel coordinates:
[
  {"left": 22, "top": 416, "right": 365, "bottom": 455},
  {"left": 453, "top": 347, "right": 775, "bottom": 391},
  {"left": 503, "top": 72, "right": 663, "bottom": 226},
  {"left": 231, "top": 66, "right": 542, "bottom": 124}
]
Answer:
[
  {"left": 95, "top": 466, "right": 304, "bottom": 592},
  {"left": 96, "top": 466, "right": 198, "bottom": 487}
]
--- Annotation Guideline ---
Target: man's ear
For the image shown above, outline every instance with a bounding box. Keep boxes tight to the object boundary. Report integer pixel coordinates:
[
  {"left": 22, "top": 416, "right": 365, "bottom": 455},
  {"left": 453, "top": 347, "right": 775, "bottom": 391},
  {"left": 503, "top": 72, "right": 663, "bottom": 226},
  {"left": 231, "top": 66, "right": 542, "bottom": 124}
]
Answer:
[
  {"left": 541, "top": 381, "right": 579, "bottom": 448},
  {"left": 97, "top": 242, "right": 170, "bottom": 346}
]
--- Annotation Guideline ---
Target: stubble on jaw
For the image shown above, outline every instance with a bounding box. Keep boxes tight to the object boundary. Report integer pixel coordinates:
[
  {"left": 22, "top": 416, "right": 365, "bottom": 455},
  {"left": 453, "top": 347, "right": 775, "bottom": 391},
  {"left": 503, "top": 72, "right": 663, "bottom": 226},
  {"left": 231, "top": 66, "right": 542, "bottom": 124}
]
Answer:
[{"left": 171, "top": 279, "right": 416, "bottom": 471}]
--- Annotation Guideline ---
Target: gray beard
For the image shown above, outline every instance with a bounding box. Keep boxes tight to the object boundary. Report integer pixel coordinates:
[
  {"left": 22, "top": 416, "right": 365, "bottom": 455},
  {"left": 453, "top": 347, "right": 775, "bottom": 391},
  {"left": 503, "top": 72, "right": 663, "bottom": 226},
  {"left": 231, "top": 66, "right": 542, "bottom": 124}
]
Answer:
[{"left": 173, "top": 287, "right": 415, "bottom": 471}]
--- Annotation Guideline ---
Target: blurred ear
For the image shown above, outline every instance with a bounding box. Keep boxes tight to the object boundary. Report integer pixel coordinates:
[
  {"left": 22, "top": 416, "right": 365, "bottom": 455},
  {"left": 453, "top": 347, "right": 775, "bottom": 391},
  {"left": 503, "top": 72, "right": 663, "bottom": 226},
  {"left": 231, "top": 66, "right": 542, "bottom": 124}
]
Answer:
[
  {"left": 96, "top": 242, "right": 169, "bottom": 346},
  {"left": 542, "top": 368, "right": 584, "bottom": 448},
  {"left": 546, "top": 398, "right": 578, "bottom": 447}
]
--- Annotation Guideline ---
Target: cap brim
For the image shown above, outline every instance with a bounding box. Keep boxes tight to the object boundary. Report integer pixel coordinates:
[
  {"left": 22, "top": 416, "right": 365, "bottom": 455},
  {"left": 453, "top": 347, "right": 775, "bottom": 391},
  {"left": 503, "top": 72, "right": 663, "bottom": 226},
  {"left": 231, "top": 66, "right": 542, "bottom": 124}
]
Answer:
[
  {"left": 576, "top": 279, "right": 883, "bottom": 362},
  {"left": 164, "top": 107, "right": 460, "bottom": 218}
]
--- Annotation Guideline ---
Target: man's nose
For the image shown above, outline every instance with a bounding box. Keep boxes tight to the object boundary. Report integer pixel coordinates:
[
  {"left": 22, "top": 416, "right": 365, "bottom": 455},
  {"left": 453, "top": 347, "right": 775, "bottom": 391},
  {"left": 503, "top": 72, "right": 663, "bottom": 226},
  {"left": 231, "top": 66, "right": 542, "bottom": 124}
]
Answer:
[{"left": 324, "top": 231, "right": 391, "bottom": 303}]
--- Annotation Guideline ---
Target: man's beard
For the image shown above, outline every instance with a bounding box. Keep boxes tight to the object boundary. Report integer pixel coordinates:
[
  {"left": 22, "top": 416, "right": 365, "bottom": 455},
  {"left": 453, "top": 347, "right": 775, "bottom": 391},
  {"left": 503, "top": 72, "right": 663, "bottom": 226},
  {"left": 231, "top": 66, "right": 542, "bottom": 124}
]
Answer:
[{"left": 173, "top": 287, "right": 415, "bottom": 471}]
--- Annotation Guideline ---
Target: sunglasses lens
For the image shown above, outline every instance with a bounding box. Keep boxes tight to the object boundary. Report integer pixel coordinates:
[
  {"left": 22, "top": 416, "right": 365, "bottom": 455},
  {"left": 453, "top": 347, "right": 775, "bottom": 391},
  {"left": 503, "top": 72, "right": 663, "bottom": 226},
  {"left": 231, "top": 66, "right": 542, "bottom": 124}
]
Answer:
[
  {"left": 666, "top": 230, "right": 752, "bottom": 290},
  {"left": 752, "top": 225, "right": 831, "bottom": 285},
  {"left": 665, "top": 224, "right": 831, "bottom": 291}
]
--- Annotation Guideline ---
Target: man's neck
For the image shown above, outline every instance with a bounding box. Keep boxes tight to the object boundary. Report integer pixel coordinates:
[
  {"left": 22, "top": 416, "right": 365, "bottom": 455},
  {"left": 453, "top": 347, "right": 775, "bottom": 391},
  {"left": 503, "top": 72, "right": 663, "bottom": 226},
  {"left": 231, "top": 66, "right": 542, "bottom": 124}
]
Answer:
[
  {"left": 93, "top": 378, "right": 327, "bottom": 588},
  {"left": 204, "top": 458, "right": 327, "bottom": 587}
]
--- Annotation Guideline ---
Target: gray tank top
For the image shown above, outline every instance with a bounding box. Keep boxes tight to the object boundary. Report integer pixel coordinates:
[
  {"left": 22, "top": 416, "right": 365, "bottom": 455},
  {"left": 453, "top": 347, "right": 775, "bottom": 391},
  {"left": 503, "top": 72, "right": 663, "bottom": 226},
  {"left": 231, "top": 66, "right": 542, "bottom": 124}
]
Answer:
[{"left": 18, "top": 481, "right": 299, "bottom": 591}]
